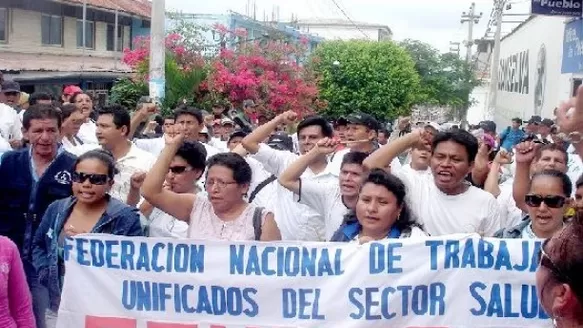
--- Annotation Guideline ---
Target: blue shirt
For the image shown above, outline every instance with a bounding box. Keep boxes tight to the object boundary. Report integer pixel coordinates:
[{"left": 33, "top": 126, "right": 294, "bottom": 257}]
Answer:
[{"left": 499, "top": 127, "right": 525, "bottom": 150}]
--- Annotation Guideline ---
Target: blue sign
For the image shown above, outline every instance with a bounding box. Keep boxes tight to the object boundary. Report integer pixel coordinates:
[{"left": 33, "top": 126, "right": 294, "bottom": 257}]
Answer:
[
  {"left": 562, "top": 19, "right": 583, "bottom": 74},
  {"left": 532, "top": 0, "right": 583, "bottom": 16}
]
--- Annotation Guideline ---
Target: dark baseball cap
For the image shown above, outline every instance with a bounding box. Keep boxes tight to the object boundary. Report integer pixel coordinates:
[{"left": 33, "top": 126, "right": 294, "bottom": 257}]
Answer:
[
  {"left": 228, "top": 130, "right": 248, "bottom": 143},
  {"left": 346, "top": 112, "right": 379, "bottom": 131},
  {"left": 1, "top": 80, "right": 20, "bottom": 93},
  {"left": 267, "top": 132, "right": 294, "bottom": 152},
  {"left": 527, "top": 115, "right": 542, "bottom": 125},
  {"left": 541, "top": 118, "right": 554, "bottom": 127}
]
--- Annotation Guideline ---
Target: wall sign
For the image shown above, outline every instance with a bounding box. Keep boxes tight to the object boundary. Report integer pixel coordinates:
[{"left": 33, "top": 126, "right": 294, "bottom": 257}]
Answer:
[
  {"left": 562, "top": 19, "right": 583, "bottom": 74},
  {"left": 498, "top": 50, "right": 530, "bottom": 94},
  {"left": 532, "top": 0, "right": 583, "bottom": 17},
  {"left": 534, "top": 44, "right": 547, "bottom": 115}
]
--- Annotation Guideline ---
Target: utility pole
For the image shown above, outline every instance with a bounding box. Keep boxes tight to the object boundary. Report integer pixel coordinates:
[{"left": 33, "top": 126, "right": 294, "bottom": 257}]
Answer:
[
  {"left": 461, "top": 2, "right": 482, "bottom": 63},
  {"left": 486, "top": 0, "right": 506, "bottom": 120},
  {"left": 449, "top": 41, "right": 461, "bottom": 56},
  {"left": 459, "top": 2, "right": 482, "bottom": 126},
  {"left": 149, "top": 0, "right": 166, "bottom": 103}
]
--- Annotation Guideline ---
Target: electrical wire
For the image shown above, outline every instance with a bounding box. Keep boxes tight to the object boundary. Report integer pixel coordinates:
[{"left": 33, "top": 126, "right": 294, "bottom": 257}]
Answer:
[{"left": 328, "top": 0, "right": 371, "bottom": 40}]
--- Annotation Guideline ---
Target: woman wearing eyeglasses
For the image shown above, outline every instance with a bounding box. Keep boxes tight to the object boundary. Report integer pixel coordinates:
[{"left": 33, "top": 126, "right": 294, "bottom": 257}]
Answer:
[
  {"left": 536, "top": 219, "right": 583, "bottom": 328},
  {"left": 494, "top": 170, "right": 571, "bottom": 239},
  {"left": 31, "top": 149, "right": 143, "bottom": 327},
  {"left": 141, "top": 129, "right": 281, "bottom": 241}
]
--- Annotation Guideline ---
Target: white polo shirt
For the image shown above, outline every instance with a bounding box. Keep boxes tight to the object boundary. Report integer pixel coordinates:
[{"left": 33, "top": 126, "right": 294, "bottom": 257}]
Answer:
[{"left": 0, "top": 103, "right": 22, "bottom": 142}]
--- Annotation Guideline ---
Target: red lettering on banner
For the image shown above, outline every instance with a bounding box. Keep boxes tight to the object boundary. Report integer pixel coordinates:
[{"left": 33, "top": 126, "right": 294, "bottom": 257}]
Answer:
[
  {"left": 85, "top": 315, "right": 137, "bottom": 328},
  {"left": 147, "top": 323, "right": 198, "bottom": 328},
  {"left": 209, "top": 325, "right": 225, "bottom": 328}
]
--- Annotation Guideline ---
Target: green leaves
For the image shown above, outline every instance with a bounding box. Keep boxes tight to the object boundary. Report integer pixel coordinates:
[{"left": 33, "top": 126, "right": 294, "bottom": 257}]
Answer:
[
  {"left": 310, "top": 40, "right": 420, "bottom": 121},
  {"left": 108, "top": 78, "right": 148, "bottom": 110}
]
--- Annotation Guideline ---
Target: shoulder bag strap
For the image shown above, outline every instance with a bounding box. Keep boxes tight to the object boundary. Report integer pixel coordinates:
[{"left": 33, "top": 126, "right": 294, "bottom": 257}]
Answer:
[
  {"left": 248, "top": 175, "right": 277, "bottom": 203},
  {"left": 253, "top": 207, "right": 264, "bottom": 241}
]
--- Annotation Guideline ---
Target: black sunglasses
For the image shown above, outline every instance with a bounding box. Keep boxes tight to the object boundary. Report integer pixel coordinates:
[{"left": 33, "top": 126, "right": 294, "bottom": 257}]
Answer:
[
  {"left": 537, "top": 238, "right": 572, "bottom": 284},
  {"left": 525, "top": 194, "right": 566, "bottom": 209},
  {"left": 169, "top": 166, "right": 191, "bottom": 174},
  {"left": 72, "top": 172, "right": 109, "bottom": 185}
]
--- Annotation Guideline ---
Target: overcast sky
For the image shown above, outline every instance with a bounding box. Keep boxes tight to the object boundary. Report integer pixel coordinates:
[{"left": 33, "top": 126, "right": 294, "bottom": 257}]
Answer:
[{"left": 165, "top": 0, "right": 531, "bottom": 53}]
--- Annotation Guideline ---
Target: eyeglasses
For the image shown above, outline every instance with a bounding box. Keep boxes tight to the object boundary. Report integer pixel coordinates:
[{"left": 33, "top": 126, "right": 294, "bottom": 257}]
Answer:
[
  {"left": 169, "top": 166, "right": 192, "bottom": 174},
  {"left": 205, "top": 179, "right": 237, "bottom": 189},
  {"left": 525, "top": 194, "right": 566, "bottom": 209},
  {"left": 72, "top": 172, "right": 109, "bottom": 185},
  {"left": 538, "top": 238, "right": 572, "bottom": 284}
]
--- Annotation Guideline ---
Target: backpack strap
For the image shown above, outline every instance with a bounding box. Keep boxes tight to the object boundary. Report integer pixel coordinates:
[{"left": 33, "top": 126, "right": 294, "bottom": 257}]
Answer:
[
  {"left": 252, "top": 207, "right": 264, "bottom": 241},
  {"left": 248, "top": 175, "right": 277, "bottom": 203}
]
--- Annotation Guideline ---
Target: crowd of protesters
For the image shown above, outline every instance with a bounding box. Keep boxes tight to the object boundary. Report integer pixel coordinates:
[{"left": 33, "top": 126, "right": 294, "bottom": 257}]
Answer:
[{"left": 0, "top": 78, "right": 583, "bottom": 328}]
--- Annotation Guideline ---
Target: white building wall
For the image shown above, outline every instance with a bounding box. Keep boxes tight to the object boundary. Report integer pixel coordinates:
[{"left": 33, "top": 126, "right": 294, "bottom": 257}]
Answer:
[
  {"left": 298, "top": 25, "right": 381, "bottom": 41},
  {"left": 493, "top": 15, "right": 572, "bottom": 128}
]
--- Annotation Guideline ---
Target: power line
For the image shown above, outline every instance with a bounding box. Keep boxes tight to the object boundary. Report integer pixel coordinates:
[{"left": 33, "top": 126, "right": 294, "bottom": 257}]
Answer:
[{"left": 328, "top": 0, "right": 371, "bottom": 40}]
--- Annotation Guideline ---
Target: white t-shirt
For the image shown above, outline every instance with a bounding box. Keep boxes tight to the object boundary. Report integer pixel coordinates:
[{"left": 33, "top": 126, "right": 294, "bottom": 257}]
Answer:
[
  {"left": 209, "top": 138, "right": 228, "bottom": 152},
  {"left": 77, "top": 120, "right": 98, "bottom": 144},
  {"left": 134, "top": 137, "right": 166, "bottom": 157},
  {"left": 298, "top": 180, "right": 349, "bottom": 240},
  {"left": 252, "top": 144, "right": 336, "bottom": 241},
  {"left": 0, "top": 103, "right": 22, "bottom": 142},
  {"left": 396, "top": 170, "right": 501, "bottom": 236},
  {"left": 245, "top": 157, "right": 277, "bottom": 211},
  {"left": 146, "top": 207, "right": 188, "bottom": 238},
  {"left": 398, "top": 164, "right": 431, "bottom": 176},
  {"left": 496, "top": 178, "right": 524, "bottom": 229}
]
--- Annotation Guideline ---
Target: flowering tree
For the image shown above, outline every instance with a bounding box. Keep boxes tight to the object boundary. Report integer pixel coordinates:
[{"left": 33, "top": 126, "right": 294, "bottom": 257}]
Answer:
[
  {"left": 111, "top": 32, "right": 207, "bottom": 112},
  {"left": 202, "top": 25, "right": 323, "bottom": 116}
]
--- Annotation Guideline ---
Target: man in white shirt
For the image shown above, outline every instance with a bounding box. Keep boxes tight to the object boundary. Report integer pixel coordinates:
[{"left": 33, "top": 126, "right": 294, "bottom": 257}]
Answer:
[
  {"left": 134, "top": 115, "right": 175, "bottom": 156},
  {"left": 241, "top": 111, "right": 337, "bottom": 241},
  {"left": 364, "top": 128, "right": 501, "bottom": 236},
  {"left": 279, "top": 140, "right": 368, "bottom": 240},
  {"left": 94, "top": 105, "right": 156, "bottom": 204},
  {"left": 174, "top": 106, "right": 221, "bottom": 160}
]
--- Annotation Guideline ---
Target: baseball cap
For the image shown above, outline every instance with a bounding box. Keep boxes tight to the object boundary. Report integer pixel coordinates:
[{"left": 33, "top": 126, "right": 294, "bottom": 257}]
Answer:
[
  {"left": 541, "top": 118, "right": 554, "bottom": 127},
  {"left": 425, "top": 122, "right": 441, "bottom": 131},
  {"left": 267, "top": 132, "right": 294, "bottom": 152},
  {"left": 243, "top": 99, "right": 257, "bottom": 108},
  {"left": 1, "top": 80, "right": 20, "bottom": 93},
  {"left": 200, "top": 126, "right": 209, "bottom": 135},
  {"left": 527, "top": 115, "right": 542, "bottom": 125},
  {"left": 346, "top": 112, "right": 379, "bottom": 131},
  {"left": 221, "top": 118, "right": 235, "bottom": 126},
  {"left": 63, "top": 85, "right": 83, "bottom": 96}
]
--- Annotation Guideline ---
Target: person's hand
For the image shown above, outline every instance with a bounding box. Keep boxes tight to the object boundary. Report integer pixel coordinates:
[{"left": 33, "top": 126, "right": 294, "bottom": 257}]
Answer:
[
  {"left": 204, "top": 115, "right": 214, "bottom": 125},
  {"left": 494, "top": 149, "right": 513, "bottom": 165},
  {"left": 279, "top": 110, "right": 297, "bottom": 125},
  {"left": 8, "top": 139, "right": 22, "bottom": 149},
  {"left": 514, "top": 141, "right": 538, "bottom": 164},
  {"left": 139, "top": 102, "right": 157, "bottom": 117},
  {"left": 164, "top": 125, "right": 185, "bottom": 146},
  {"left": 398, "top": 117, "right": 411, "bottom": 130},
  {"left": 555, "top": 85, "right": 583, "bottom": 134},
  {"left": 130, "top": 171, "right": 147, "bottom": 190},
  {"left": 411, "top": 128, "right": 432, "bottom": 149},
  {"left": 314, "top": 137, "right": 339, "bottom": 155}
]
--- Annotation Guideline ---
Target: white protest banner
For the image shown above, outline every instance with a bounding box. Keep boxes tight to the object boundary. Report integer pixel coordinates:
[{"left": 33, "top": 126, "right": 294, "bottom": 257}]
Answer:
[{"left": 57, "top": 234, "right": 552, "bottom": 328}]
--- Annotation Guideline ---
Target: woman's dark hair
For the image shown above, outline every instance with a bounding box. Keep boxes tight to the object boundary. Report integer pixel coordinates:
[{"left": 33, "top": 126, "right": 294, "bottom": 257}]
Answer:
[
  {"left": 60, "top": 103, "right": 81, "bottom": 121},
  {"left": 74, "top": 149, "right": 119, "bottom": 179},
  {"left": 344, "top": 168, "right": 423, "bottom": 233},
  {"left": 432, "top": 129, "right": 479, "bottom": 163},
  {"left": 206, "top": 152, "right": 252, "bottom": 185},
  {"left": 297, "top": 116, "right": 334, "bottom": 138},
  {"left": 176, "top": 141, "right": 207, "bottom": 172},
  {"left": 530, "top": 170, "right": 572, "bottom": 197},
  {"left": 538, "top": 218, "right": 583, "bottom": 307}
]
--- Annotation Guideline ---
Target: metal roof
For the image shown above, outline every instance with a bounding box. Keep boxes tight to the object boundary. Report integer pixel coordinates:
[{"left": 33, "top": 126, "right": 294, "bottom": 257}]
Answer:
[{"left": 57, "top": 0, "right": 152, "bottom": 19}]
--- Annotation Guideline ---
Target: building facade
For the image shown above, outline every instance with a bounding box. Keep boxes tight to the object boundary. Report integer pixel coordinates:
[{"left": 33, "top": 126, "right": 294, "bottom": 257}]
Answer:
[
  {"left": 168, "top": 11, "right": 324, "bottom": 59},
  {"left": 0, "top": 0, "right": 151, "bottom": 102},
  {"left": 292, "top": 18, "right": 392, "bottom": 42},
  {"left": 491, "top": 15, "right": 580, "bottom": 128}
]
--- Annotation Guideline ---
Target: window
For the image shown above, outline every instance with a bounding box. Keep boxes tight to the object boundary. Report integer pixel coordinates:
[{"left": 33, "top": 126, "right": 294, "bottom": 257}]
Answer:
[
  {"left": 77, "top": 20, "right": 94, "bottom": 49},
  {"left": 106, "top": 24, "right": 123, "bottom": 51},
  {"left": 41, "top": 14, "right": 63, "bottom": 45},
  {"left": 0, "top": 8, "right": 7, "bottom": 42}
]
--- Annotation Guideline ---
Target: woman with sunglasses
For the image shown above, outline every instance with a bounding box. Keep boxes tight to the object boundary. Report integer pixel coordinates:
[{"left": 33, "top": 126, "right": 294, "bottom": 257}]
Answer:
[
  {"left": 536, "top": 219, "right": 583, "bottom": 328},
  {"left": 32, "top": 149, "right": 143, "bottom": 327},
  {"left": 142, "top": 129, "right": 281, "bottom": 241},
  {"left": 134, "top": 141, "right": 207, "bottom": 238},
  {"left": 494, "top": 170, "right": 571, "bottom": 239}
]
